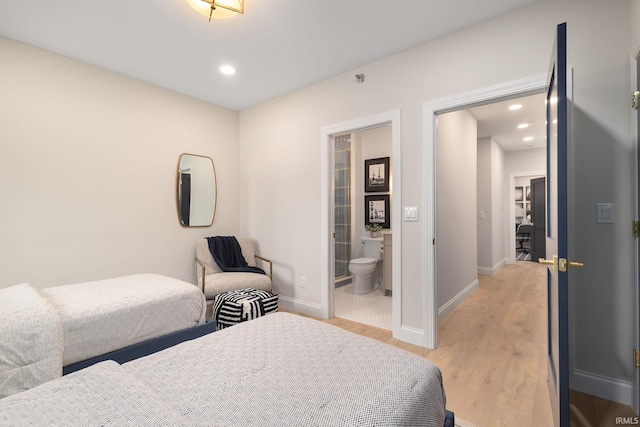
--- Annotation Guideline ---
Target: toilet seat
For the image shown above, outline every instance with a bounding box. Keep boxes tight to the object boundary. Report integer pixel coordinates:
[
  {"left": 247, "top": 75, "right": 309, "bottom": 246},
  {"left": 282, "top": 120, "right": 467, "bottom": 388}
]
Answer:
[{"left": 350, "top": 257, "right": 376, "bottom": 266}]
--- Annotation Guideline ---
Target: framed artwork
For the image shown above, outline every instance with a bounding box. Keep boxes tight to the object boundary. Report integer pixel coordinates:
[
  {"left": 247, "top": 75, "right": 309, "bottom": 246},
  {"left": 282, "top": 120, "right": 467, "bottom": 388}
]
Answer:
[
  {"left": 365, "top": 157, "right": 390, "bottom": 193},
  {"left": 515, "top": 187, "right": 523, "bottom": 201},
  {"left": 365, "top": 194, "right": 390, "bottom": 229}
]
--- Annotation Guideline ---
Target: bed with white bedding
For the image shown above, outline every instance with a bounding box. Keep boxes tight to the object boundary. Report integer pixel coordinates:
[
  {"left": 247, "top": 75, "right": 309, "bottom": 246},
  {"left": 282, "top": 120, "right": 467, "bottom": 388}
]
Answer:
[
  {"left": 0, "top": 274, "right": 209, "bottom": 389},
  {"left": 0, "top": 284, "right": 63, "bottom": 398},
  {"left": 40, "top": 273, "right": 206, "bottom": 368},
  {"left": 0, "top": 361, "right": 191, "bottom": 426},
  {"left": 0, "top": 312, "right": 453, "bottom": 426}
]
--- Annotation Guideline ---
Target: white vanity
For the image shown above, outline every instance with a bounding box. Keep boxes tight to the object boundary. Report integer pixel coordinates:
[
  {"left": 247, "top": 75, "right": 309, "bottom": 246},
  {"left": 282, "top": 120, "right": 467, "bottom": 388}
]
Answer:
[{"left": 383, "top": 232, "right": 392, "bottom": 295}]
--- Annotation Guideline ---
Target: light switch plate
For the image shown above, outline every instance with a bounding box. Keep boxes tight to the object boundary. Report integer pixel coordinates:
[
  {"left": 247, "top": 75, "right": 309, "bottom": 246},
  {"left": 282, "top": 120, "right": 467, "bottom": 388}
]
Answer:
[
  {"left": 597, "top": 203, "right": 614, "bottom": 224},
  {"left": 404, "top": 207, "right": 418, "bottom": 222}
]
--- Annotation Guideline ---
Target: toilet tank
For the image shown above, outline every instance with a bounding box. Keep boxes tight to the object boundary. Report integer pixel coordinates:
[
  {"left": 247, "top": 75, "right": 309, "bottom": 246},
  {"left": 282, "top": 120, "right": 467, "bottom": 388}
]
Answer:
[{"left": 361, "top": 236, "right": 383, "bottom": 260}]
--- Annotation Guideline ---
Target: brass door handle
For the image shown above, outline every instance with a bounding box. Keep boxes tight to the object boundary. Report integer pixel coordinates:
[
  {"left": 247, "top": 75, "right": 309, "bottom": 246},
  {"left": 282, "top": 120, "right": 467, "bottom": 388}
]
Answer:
[
  {"left": 539, "top": 256, "right": 559, "bottom": 271},
  {"left": 539, "top": 256, "right": 584, "bottom": 272},
  {"left": 568, "top": 260, "right": 584, "bottom": 269}
]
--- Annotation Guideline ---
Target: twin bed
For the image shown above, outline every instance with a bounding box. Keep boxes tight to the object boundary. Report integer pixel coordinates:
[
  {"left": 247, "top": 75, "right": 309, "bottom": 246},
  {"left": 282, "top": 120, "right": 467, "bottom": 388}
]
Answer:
[
  {"left": 0, "top": 274, "right": 453, "bottom": 426},
  {"left": 41, "top": 274, "right": 211, "bottom": 374}
]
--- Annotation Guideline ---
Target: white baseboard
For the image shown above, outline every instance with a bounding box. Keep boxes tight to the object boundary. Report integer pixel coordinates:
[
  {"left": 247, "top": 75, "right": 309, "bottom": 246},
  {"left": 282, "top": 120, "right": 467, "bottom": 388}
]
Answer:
[
  {"left": 477, "top": 258, "right": 508, "bottom": 276},
  {"left": 438, "top": 279, "right": 479, "bottom": 322},
  {"left": 277, "top": 295, "right": 323, "bottom": 318},
  {"left": 572, "top": 368, "right": 633, "bottom": 407}
]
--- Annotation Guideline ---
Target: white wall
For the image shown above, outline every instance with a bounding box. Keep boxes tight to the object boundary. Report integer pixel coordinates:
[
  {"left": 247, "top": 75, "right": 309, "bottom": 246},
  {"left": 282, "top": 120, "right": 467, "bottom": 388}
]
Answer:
[
  {"left": 478, "top": 137, "right": 507, "bottom": 275},
  {"left": 506, "top": 148, "right": 546, "bottom": 175},
  {"left": 0, "top": 36, "right": 240, "bottom": 288},
  {"left": 566, "top": 0, "right": 636, "bottom": 401},
  {"left": 477, "top": 138, "right": 493, "bottom": 271},
  {"left": 437, "top": 110, "right": 478, "bottom": 309},
  {"left": 491, "top": 140, "right": 506, "bottom": 268},
  {"left": 238, "top": 0, "right": 635, "bottom": 404}
]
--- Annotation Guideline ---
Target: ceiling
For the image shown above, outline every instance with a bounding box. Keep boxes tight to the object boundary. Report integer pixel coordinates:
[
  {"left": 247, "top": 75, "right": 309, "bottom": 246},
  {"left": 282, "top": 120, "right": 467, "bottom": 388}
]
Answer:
[
  {"left": 469, "top": 92, "right": 547, "bottom": 152},
  {"left": 0, "top": 0, "right": 537, "bottom": 111}
]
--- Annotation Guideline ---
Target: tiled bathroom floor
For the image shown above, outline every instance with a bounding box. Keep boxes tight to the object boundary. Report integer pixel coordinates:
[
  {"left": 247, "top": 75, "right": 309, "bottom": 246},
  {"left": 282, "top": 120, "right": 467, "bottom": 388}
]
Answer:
[{"left": 334, "top": 283, "right": 392, "bottom": 330}]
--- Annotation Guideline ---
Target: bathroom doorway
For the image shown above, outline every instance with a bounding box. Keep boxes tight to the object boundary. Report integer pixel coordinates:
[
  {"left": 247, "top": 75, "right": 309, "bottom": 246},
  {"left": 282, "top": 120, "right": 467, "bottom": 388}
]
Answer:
[
  {"left": 333, "top": 126, "right": 393, "bottom": 330},
  {"left": 320, "top": 110, "right": 402, "bottom": 340}
]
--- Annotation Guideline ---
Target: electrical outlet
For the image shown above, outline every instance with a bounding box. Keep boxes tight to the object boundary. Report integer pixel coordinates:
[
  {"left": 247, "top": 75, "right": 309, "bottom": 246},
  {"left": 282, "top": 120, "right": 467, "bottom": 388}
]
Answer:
[{"left": 300, "top": 276, "right": 306, "bottom": 288}]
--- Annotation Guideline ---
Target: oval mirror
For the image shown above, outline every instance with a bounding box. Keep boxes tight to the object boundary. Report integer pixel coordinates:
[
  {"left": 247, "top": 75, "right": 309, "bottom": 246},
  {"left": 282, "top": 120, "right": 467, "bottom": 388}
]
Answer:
[{"left": 176, "top": 154, "right": 217, "bottom": 227}]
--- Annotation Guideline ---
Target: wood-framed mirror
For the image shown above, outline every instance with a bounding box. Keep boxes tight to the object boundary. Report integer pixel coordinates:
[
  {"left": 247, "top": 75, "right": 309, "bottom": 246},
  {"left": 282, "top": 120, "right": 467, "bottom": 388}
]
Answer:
[{"left": 176, "top": 153, "right": 217, "bottom": 227}]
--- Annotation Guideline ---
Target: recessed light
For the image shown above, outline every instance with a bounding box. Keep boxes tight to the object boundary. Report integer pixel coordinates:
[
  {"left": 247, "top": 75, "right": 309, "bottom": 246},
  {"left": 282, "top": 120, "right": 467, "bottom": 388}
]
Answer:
[
  {"left": 220, "top": 65, "right": 236, "bottom": 75},
  {"left": 523, "top": 136, "right": 534, "bottom": 142},
  {"left": 517, "top": 123, "right": 529, "bottom": 129},
  {"left": 509, "top": 104, "right": 522, "bottom": 111}
]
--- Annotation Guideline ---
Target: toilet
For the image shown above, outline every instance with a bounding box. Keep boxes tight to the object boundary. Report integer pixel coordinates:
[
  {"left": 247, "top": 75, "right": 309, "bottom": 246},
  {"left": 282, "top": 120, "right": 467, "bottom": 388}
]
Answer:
[{"left": 348, "top": 236, "right": 383, "bottom": 294}]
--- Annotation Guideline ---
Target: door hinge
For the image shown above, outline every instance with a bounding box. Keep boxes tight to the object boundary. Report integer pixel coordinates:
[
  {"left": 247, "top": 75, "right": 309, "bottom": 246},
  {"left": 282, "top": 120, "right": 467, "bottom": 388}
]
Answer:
[
  {"left": 633, "top": 91, "right": 640, "bottom": 110},
  {"left": 634, "top": 220, "right": 640, "bottom": 238},
  {"left": 635, "top": 349, "right": 640, "bottom": 367}
]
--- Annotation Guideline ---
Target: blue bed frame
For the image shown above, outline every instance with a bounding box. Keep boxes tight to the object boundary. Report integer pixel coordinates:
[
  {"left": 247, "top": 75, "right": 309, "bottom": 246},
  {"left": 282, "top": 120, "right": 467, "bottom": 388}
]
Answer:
[
  {"left": 62, "top": 319, "right": 217, "bottom": 375},
  {"left": 444, "top": 410, "right": 455, "bottom": 427}
]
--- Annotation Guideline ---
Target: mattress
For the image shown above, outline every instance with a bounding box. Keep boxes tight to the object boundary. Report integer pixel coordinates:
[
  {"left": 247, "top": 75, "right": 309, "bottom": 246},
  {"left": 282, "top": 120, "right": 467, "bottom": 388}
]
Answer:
[
  {"left": 41, "top": 273, "right": 206, "bottom": 366},
  {"left": 124, "top": 312, "right": 447, "bottom": 426}
]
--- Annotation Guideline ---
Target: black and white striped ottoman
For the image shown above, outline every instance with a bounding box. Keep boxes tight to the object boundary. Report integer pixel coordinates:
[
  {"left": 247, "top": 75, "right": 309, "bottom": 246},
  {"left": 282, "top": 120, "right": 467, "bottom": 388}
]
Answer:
[{"left": 212, "top": 288, "right": 278, "bottom": 330}]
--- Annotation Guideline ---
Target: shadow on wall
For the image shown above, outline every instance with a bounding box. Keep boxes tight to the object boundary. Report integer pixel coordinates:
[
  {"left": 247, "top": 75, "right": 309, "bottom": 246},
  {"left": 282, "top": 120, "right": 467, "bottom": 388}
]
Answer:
[{"left": 569, "top": 106, "right": 634, "bottom": 383}]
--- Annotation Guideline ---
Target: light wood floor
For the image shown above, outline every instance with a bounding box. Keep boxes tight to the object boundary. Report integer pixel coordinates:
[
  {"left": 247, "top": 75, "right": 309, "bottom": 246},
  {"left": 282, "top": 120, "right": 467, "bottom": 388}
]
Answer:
[{"left": 288, "top": 261, "right": 637, "bottom": 426}]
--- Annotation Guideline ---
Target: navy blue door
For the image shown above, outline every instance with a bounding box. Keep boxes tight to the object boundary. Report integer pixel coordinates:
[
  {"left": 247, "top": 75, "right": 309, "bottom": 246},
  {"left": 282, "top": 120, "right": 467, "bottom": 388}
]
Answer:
[{"left": 540, "top": 22, "right": 572, "bottom": 427}]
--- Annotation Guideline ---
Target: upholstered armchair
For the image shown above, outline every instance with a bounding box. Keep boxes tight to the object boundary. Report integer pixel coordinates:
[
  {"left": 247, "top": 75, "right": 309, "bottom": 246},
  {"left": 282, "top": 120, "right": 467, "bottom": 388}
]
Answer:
[{"left": 195, "top": 237, "right": 273, "bottom": 300}]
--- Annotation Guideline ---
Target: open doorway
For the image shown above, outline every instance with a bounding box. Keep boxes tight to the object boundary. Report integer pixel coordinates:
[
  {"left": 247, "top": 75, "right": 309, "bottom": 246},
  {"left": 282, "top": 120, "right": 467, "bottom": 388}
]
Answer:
[
  {"left": 433, "top": 92, "right": 547, "bottom": 324},
  {"left": 422, "top": 74, "right": 547, "bottom": 348},
  {"left": 333, "top": 126, "right": 393, "bottom": 330},
  {"left": 320, "top": 110, "right": 405, "bottom": 341}
]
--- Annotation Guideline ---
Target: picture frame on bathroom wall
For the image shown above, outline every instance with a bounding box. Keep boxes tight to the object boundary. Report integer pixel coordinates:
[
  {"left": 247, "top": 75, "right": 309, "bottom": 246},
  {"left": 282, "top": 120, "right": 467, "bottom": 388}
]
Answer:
[
  {"left": 365, "top": 194, "right": 390, "bottom": 229},
  {"left": 515, "top": 187, "right": 523, "bottom": 201},
  {"left": 364, "top": 157, "right": 390, "bottom": 193}
]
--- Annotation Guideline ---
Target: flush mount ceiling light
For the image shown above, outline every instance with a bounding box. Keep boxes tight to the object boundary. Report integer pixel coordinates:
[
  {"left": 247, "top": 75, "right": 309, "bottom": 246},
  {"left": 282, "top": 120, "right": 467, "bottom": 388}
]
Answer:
[
  {"left": 220, "top": 65, "right": 236, "bottom": 75},
  {"left": 508, "top": 104, "right": 522, "bottom": 111},
  {"left": 517, "top": 123, "right": 529, "bottom": 129},
  {"left": 186, "top": 0, "right": 244, "bottom": 21}
]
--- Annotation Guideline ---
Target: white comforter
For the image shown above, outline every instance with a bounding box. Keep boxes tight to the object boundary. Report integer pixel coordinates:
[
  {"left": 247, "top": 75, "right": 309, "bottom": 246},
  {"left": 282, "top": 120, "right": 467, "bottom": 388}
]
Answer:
[
  {"left": 41, "top": 273, "right": 206, "bottom": 365},
  {"left": 125, "top": 312, "right": 446, "bottom": 426},
  {"left": 0, "top": 284, "right": 63, "bottom": 399},
  {"left": 0, "top": 313, "right": 447, "bottom": 426},
  {"left": 0, "top": 361, "right": 189, "bottom": 426}
]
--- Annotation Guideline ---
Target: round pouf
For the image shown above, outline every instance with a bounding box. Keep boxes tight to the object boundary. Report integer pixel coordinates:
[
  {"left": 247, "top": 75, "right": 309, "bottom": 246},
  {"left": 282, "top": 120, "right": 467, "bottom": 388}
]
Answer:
[{"left": 212, "top": 288, "right": 278, "bottom": 330}]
